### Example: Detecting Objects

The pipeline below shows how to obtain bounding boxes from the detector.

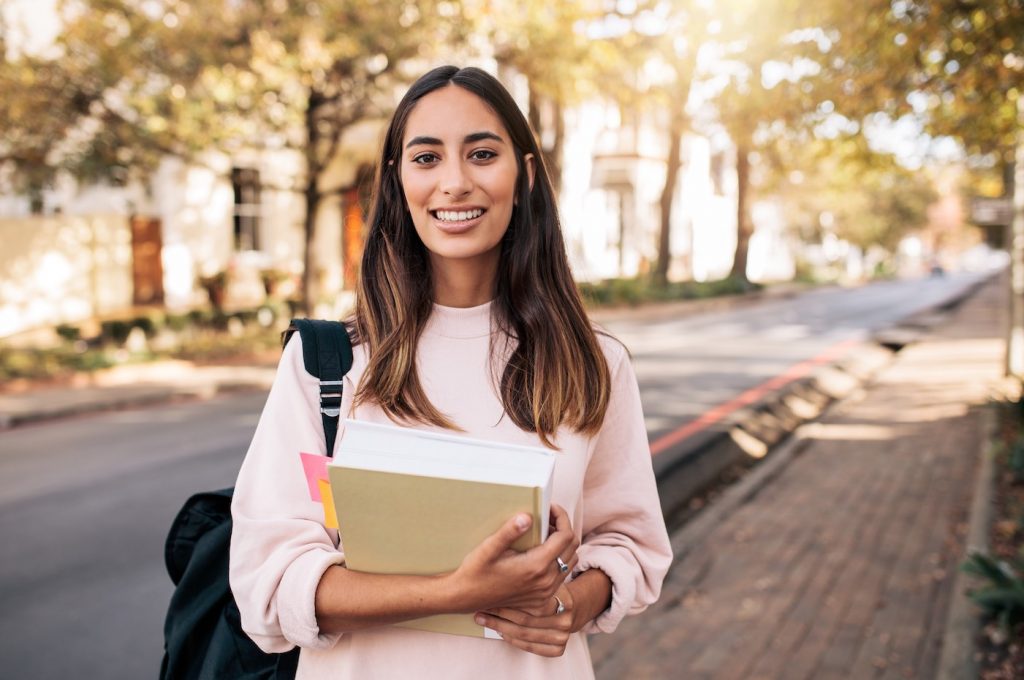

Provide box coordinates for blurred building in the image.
[0,62,800,338]
[0,122,382,336]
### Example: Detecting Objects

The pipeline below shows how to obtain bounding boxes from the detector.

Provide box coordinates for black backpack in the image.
[160,319,353,680]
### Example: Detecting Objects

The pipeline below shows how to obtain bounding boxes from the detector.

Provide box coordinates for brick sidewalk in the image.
[592,275,1006,680]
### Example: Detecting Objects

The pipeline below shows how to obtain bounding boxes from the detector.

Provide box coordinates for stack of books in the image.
[327,419,556,638]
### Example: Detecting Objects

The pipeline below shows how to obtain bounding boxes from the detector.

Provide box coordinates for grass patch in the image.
[0,304,290,383]
[579,275,758,308]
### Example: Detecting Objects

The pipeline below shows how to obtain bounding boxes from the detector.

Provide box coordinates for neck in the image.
[430,253,499,307]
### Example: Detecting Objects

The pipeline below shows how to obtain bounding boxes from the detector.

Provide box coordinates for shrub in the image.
[55,324,81,343]
[100,320,133,346]
[131,315,158,338]
[1010,438,1024,484]
[166,313,190,332]
[579,275,758,308]
[962,550,1024,633]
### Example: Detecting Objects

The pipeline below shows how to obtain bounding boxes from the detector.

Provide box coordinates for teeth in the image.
[435,209,483,222]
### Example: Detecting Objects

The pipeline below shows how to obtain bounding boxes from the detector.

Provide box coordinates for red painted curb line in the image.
[649,338,862,457]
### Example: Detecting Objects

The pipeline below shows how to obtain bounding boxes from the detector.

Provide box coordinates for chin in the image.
[425,240,502,263]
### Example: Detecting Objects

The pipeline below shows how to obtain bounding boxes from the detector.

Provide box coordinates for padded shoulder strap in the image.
[288,319,354,457]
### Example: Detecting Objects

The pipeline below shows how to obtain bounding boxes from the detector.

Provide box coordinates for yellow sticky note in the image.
[318,478,338,529]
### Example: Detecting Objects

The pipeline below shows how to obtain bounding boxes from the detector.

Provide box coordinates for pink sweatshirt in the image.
[230,301,672,679]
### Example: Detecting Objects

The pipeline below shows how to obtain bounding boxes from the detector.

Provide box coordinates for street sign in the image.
[971,196,1014,226]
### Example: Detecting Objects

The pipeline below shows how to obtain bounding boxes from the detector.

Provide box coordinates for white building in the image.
[1,69,799,339]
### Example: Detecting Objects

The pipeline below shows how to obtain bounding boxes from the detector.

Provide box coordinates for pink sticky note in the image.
[299,452,330,502]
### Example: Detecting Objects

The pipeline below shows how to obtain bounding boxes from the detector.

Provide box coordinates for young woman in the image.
[230,65,672,679]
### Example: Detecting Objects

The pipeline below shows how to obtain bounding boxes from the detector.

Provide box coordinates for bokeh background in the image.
[0,0,1018,349]
[1,1,1022,678]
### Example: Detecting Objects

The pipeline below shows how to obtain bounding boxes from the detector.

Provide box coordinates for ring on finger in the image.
[556,556,570,574]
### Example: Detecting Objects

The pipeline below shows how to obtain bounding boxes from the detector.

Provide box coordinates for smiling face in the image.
[399,84,534,287]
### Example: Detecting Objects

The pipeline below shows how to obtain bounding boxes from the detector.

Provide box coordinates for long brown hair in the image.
[354,65,610,447]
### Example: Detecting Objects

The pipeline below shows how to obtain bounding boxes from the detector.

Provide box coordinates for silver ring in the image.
[554,596,566,615]
[556,556,570,574]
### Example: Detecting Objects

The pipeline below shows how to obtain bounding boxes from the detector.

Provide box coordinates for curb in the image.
[655,345,892,522]
[935,404,997,680]
[653,272,999,524]
[667,423,814,561]
[0,379,272,430]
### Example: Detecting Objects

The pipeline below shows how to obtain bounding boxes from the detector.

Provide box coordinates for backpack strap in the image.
[287,319,354,458]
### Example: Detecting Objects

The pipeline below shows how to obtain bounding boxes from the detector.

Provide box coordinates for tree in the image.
[706,0,829,282]
[649,1,712,286]
[2,0,459,313]
[0,0,269,190]
[766,134,937,255]
[804,0,1022,370]
[554,1,712,286]
[467,0,605,196]
[807,0,1022,156]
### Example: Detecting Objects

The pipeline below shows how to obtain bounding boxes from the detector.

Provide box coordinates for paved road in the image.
[602,272,989,471]
[0,270,993,679]
[0,396,265,679]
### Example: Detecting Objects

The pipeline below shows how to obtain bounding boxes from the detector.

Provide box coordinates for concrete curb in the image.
[0,376,273,430]
[668,424,813,560]
[655,345,892,521]
[935,404,997,680]
[654,272,998,522]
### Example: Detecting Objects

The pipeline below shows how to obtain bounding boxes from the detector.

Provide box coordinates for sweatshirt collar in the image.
[424,300,494,339]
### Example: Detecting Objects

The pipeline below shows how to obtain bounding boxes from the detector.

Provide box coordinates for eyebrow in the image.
[404,131,506,149]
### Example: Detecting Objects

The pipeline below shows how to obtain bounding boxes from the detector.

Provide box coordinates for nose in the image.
[439,160,472,198]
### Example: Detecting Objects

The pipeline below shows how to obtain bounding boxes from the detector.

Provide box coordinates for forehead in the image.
[403,84,510,143]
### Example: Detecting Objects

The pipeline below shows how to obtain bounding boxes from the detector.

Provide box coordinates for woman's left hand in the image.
[474,583,577,657]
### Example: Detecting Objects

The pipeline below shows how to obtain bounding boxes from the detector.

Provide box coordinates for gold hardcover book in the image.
[327,419,555,639]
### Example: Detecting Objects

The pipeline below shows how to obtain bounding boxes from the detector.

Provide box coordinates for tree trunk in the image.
[300,92,324,316]
[527,84,564,197]
[1007,100,1024,377]
[730,143,752,282]
[302,180,319,316]
[528,83,543,141]
[654,116,685,287]
[547,99,564,196]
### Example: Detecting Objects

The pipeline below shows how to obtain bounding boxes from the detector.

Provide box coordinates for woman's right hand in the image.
[444,504,579,613]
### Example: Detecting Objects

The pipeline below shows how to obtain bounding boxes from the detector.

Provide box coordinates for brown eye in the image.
[412,153,440,165]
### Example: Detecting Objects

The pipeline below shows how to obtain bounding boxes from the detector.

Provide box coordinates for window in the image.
[232,167,262,251]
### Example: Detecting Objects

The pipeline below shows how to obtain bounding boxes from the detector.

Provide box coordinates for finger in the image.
[482,602,573,628]
[550,504,572,535]
[557,548,579,577]
[556,533,578,572]
[499,635,566,658]
[482,607,537,626]
[538,508,574,559]
[475,613,571,646]
[478,513,532,561]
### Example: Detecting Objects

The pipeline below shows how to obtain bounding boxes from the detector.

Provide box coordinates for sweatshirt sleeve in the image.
[229,335,351,652]
[574,343,673,634]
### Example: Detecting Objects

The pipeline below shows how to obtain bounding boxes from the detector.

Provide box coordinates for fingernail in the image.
[475,615,486,625]
[515,514,530,530]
